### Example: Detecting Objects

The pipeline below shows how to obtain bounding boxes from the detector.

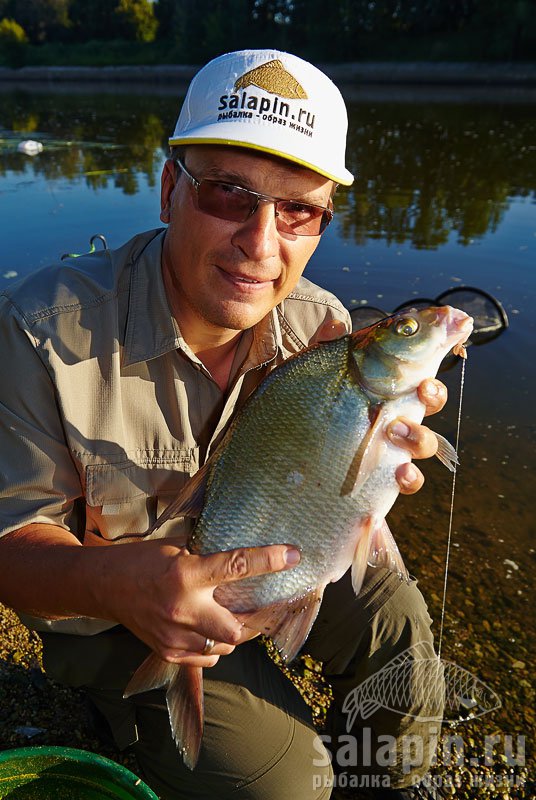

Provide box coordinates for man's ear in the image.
[160,160,176,224]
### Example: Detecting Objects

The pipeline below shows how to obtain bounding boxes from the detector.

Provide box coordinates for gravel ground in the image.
[0,603,140,773]
[0,600,532,799]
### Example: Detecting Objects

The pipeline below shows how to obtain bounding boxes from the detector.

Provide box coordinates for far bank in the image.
[1,62,536,87]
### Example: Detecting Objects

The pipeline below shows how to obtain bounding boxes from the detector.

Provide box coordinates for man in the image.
[0,50,445,798]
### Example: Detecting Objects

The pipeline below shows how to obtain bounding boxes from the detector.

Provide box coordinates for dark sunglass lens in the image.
[276,201,328,236]
[319,209,333,234]
[198,181,253,222]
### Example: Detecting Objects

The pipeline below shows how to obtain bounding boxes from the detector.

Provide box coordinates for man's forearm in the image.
[0,523,117,621]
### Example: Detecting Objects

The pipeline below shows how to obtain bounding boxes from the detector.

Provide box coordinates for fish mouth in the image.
[423,306,474,350]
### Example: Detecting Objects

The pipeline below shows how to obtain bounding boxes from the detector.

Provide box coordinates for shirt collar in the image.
[122,229,283,370]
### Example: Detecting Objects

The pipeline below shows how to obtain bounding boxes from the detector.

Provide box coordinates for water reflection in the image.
[1,89,534,245]
[0,90,167,195]
[341,104,535,248]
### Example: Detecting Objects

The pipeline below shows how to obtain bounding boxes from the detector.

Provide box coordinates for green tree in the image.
[154,0,176,39]
[69,0,121,41]
[115,0,158,42]
[0,16,27,65]
[0,16,27,42]
[6,0,70,43]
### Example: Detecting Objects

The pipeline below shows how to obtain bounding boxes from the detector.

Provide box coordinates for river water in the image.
[0,82,534,787]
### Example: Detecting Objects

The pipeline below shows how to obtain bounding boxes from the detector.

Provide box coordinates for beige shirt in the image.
[0,228,350,633]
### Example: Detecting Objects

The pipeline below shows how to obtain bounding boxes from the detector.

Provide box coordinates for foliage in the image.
[3,0,70,44]
[68,0,157,43]
[0,0,533,61]
[114,0,158,43]
[0,16,27,43]
[0,16,27,66]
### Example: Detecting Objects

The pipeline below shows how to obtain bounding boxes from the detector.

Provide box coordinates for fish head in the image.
[468,677,502,716]
[350,305,474,398]
[455,675,502,721]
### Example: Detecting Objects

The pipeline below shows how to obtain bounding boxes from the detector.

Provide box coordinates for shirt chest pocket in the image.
[83,449,199,542]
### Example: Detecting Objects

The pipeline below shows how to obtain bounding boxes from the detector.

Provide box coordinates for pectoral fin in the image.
[123,652,177,696]
[434,432,459,472]
[358,699,382,720]
[341,689,380,729]
[367,518,409,582]
[342,404,389,498]
[350,516,408,596]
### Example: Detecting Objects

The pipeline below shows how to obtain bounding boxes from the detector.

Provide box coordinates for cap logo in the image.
[234,59,307,100]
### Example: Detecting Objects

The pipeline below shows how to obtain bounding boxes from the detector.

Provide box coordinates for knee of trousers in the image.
[130,677,335,800]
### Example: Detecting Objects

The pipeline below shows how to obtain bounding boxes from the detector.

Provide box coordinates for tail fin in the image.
[167,665,204,770]
[124,654,204,770]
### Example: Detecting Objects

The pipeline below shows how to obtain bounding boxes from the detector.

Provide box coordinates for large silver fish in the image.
[124,305,473,768]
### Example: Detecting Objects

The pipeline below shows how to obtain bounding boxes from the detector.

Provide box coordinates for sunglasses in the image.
[175,159,334,237]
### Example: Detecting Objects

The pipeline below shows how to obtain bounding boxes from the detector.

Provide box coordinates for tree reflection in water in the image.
[0,88,534,247]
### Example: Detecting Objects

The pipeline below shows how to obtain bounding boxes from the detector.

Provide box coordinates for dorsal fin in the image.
[148,459,211,535]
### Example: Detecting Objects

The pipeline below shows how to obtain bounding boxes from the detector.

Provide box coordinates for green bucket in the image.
[0,746,158,799]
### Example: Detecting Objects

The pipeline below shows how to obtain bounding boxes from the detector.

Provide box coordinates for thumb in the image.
[198,544,301,587]
[316,318,348,342]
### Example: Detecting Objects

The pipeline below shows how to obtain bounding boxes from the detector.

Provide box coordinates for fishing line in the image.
[437,352,467,660]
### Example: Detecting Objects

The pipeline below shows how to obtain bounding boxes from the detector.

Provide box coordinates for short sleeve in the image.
[0,295,83,537]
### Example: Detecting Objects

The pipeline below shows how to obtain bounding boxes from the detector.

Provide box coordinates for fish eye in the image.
[395,317,420,336]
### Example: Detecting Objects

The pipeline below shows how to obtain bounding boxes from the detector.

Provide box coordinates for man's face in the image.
[160,145,334,339]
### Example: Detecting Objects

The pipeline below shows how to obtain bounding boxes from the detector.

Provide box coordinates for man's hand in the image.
[0,525,300,671]
[386,378,448,495]
[103,540,301,668]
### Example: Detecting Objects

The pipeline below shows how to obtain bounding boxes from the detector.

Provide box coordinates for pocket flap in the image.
[85,449,198,507]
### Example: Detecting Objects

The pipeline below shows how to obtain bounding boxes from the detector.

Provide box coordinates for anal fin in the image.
[123,652,177,697]
[243,587,324,663]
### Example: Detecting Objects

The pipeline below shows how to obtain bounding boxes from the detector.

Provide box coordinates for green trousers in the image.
[40,568,440,799]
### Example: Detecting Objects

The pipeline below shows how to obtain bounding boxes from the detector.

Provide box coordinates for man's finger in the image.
[160,640,235,664]
[395,463,425,495]
[386,418,439,460]
[162,652,222,668]
[418,378,447,417]
[198,544,301,588]
[316,319,348,342]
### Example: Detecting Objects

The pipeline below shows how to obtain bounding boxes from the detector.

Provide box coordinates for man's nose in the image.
[231,199,279,261]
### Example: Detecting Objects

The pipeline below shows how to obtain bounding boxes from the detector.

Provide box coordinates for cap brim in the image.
[169,128,354,186]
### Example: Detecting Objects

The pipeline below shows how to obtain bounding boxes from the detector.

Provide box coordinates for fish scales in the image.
[124,305,474,769]
[192,336,374,610]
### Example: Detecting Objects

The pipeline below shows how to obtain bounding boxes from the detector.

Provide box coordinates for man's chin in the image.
[206,302,271,333]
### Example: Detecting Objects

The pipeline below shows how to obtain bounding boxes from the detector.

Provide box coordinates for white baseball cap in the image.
[169,49,354,186]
